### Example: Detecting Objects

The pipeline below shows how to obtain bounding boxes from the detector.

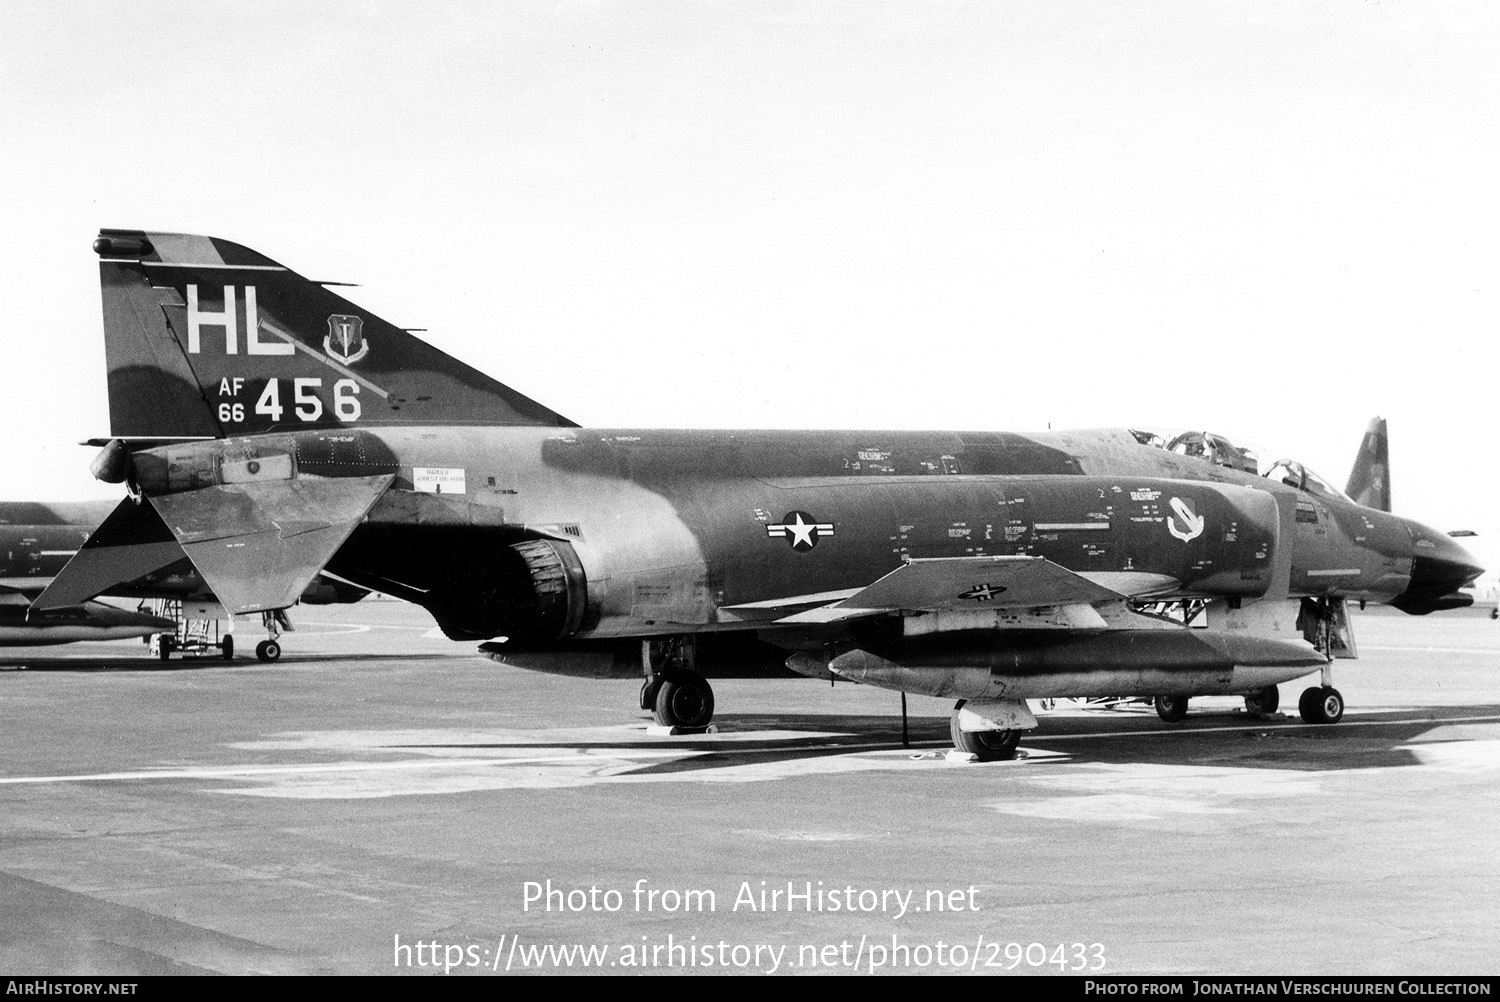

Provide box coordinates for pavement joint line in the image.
[1021,712,1500,741]
[1361,645,1500,654]
[0,754,657,785]
[4,714,1497,784]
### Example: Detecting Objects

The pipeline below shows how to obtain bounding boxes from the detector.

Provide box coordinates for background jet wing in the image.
[34,476,392,615]
[777,555,1127,624]
[149,475,393,614]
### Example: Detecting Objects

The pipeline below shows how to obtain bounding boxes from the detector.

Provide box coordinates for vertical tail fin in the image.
[94,229,576,439]
[1345,416,1391,512]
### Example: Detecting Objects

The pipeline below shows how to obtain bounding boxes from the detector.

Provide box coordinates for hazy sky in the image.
[2,2,1496,571]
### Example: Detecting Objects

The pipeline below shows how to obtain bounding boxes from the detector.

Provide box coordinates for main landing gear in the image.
[948,699,1035,761]
[254,609,291,662]
[640,637,715,730]
[950,717,1021,761]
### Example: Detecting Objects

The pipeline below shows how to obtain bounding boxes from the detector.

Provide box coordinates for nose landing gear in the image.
[1298,685,1344,724]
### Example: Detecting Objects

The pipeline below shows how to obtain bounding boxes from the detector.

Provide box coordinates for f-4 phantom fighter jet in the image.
[0,500,175,645]
[33,230,1483,757]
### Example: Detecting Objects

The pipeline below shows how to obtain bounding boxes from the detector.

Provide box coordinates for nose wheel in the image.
[1298,686,1344,724]
[255,639,282,662]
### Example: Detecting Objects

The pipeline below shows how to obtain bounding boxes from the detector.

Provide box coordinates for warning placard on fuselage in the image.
[413,467,467,495]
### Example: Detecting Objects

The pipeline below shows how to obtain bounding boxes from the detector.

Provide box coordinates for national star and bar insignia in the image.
[766,511,835,552]
[959,583,1007,601]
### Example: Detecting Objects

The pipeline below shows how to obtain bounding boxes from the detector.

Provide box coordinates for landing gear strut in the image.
[641,636,715,729]
[1297,659,1345,724]
[255,609,290,662]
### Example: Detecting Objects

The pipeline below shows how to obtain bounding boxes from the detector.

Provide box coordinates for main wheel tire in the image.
[221,635,234,660]
[949,702,1020,760]
[653,671,714,729]
[157,637,174,661]
[1154,694,1190,722]
[1244,685,1279,715]
[1299,686,1344,724]
[256,640,282,663]
[640,677,662,711]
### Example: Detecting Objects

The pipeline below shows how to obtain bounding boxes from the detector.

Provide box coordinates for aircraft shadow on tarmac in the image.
[394,712,946,775]
[1009,704,1500,773]
[0,652,470,672]
[389,704,1500,777]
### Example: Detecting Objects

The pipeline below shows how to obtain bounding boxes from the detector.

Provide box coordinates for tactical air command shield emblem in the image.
[325,314,368,365]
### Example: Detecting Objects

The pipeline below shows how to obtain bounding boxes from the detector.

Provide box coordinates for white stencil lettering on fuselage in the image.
[414,467,467,495]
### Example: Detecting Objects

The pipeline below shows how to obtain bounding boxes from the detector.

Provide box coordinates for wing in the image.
[745,555,1154,626]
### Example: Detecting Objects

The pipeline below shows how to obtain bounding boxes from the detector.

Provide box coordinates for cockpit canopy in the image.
[1262,459,1350,503]
[1131,428,1352,504]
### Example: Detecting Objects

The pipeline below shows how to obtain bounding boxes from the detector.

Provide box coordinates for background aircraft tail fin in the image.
[1345,416,1391,512]
[93,229,576,439]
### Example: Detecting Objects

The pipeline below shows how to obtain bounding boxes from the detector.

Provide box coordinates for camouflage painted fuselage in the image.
[0,502,111,584]
[121,425,1473,645]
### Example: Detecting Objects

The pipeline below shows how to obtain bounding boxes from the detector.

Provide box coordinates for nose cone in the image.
[1393,523,1485,614]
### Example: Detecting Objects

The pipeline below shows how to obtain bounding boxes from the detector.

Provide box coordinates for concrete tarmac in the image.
[1,601,1497,976]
